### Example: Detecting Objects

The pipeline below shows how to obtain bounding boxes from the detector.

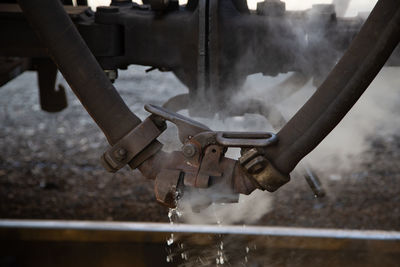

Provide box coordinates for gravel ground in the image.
[0,67,188,222]
[0,66,399,230]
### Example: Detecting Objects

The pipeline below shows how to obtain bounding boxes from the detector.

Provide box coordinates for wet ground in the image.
[0,66,399,230]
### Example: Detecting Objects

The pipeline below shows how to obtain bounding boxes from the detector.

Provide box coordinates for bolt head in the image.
[114,148,127,161]
[182,143,197,158]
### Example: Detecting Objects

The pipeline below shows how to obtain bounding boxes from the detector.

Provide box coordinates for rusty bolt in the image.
[182,143,197,158]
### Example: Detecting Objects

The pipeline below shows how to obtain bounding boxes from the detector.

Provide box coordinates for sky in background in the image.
[89,0,378,16]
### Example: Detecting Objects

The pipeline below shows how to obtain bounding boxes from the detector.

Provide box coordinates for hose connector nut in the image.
[239,148,290,192]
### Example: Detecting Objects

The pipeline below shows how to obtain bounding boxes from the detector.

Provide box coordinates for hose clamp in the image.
[101,117,166,172]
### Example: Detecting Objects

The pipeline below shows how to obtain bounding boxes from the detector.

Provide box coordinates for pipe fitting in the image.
[239,148,290,192]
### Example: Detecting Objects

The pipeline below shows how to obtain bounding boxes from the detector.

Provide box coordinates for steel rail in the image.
[0,220,399,240]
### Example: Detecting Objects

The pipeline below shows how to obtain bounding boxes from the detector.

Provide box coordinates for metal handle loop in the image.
[216,132,277,147]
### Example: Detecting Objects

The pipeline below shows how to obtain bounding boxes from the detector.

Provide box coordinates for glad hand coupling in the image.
[102,104,290,208]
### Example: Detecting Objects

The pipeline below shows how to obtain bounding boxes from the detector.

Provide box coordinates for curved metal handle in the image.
[145,104,210,143]
[216,132,277,147]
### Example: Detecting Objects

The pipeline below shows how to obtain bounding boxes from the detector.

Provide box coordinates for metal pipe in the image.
[17,0,141,145]
[264,0,400,174]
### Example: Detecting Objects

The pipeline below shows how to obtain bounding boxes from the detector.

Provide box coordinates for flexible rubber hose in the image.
[18,0,141,145]
[264,0,400,174]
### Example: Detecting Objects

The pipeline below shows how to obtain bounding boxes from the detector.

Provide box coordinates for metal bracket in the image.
[196,145,223,188]
[101,117,166,172]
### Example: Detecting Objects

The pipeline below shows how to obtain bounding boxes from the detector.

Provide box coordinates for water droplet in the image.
[166,255,173,262]
[168,207,183,224]
[167,234,174,246]
[181,252,188,260]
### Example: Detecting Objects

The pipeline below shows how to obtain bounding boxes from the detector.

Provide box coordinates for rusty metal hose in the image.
[17,0,141,145]
[264,0,400,175]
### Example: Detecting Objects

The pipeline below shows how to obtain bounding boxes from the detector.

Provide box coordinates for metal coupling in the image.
[143,105,281,208]
[239,148,290,192]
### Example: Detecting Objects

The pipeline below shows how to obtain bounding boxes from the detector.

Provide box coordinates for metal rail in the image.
[1,220,399,241]
[1,219,399,266]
